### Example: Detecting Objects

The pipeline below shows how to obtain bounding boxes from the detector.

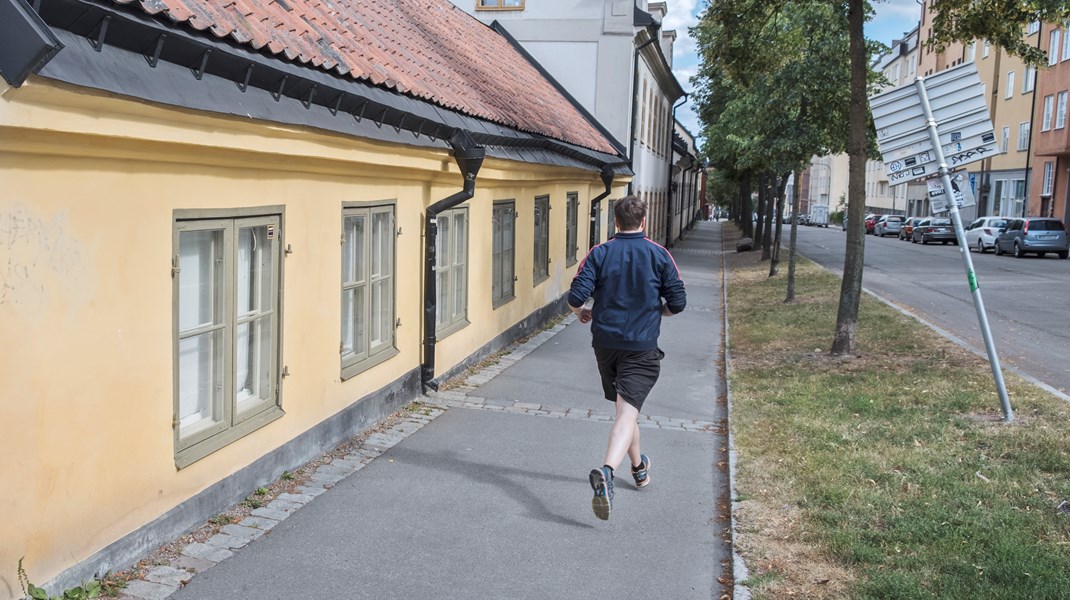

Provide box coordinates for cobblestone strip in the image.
[423,393,723,433]
[115,406,446,600]
[422,316,720,434]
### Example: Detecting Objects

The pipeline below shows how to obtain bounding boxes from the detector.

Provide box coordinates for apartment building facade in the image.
[1030,22,1070,221]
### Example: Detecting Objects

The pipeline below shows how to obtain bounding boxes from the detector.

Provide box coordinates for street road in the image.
[787,224,1070,398]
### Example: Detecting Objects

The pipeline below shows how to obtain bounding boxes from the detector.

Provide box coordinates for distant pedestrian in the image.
[568,195,687,520]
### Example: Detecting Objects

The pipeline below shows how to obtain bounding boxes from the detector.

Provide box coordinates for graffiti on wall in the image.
[1,203,86,313]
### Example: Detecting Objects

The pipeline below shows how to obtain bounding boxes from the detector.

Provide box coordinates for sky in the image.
[664,0,923,147]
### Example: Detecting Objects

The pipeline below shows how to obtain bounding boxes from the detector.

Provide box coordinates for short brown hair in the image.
[614,195,646,231]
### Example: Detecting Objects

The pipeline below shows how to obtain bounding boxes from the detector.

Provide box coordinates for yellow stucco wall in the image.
[0,78,628,597]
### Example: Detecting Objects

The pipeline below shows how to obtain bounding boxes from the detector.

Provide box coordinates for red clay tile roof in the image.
[113,0,618,155]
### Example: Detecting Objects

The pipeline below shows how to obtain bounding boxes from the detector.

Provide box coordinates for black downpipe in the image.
[665,94,687,247]
[421,130,485,393]
[589,164,616,250]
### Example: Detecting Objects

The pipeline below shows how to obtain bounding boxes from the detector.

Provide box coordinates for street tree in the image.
[692,0,855,291]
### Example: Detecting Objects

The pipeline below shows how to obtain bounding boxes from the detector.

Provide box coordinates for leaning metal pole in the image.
[915,75,1014,422]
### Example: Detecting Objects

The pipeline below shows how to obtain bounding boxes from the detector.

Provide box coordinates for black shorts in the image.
[594,347,665,412]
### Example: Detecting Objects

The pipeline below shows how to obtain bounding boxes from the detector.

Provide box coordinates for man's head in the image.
[614,195,646,231]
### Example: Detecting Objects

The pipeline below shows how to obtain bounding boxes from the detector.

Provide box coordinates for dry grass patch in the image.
[725,230,1070,599]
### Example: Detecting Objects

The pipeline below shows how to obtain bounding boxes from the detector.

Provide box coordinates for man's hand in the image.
[578,308,593,324]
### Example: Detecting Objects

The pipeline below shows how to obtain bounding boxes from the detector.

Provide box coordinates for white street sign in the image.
[870,62,997,185]
[927,173,976,213]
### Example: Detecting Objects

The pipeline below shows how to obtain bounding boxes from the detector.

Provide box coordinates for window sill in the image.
[533,273,550,287]
[566,257,577,267]
[436,318,470,340]
[176,405,285,469]
[493,294,515,310]
[341,346,400,381]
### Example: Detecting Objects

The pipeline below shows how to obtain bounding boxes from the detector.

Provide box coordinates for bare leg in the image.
[602,396,641,471]
[628,420,642,468]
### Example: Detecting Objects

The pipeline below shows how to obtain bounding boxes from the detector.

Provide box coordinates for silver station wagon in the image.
[994,218,1069,259]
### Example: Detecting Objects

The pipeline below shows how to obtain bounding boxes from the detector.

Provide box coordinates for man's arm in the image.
[659,252,686,316]
[568,246,599,324]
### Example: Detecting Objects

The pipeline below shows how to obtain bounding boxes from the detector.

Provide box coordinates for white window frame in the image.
[1064,27,1070,61]
[1043,161,1055,196]
[533,195,550,283]
[1027,21,1040,35]
[983,40,990,58]
[341,203,397,379]
[435,207,469,335]
[491,201,516,308]
[1006,71,1015,99]
[1018,121,1030,151]
[1023,66,1035,93]
[1043,95,1055,131]
[1002,126,1010,153]
[1051,30,1062,66]
[1058,91,1069,129]
[476,0,523,9]
[173,208,284,468]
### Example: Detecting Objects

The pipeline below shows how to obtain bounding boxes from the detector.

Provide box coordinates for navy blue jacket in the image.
[568,231,686,351]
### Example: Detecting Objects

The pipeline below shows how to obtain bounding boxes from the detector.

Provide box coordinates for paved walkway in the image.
[119,222,732,600]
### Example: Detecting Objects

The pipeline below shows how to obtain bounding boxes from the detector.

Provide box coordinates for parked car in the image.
[994,217,1069,258]
[899,217,922,241]
[864,214,879,234]
[964,216,1009,253]
[874,215,904,237]
[912,217,956,244]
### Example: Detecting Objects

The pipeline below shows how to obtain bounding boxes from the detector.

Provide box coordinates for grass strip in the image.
[727,242,1070,599]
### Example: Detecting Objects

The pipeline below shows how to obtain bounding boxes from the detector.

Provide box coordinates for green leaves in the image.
[927,0,1070,66]
[692,0,864,174]
[17,559,102,600]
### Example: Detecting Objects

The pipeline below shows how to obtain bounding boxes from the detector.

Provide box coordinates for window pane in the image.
[453,212,466,267]
[504,239,514,298]
[370,278,382,344]
[236,315,273,413]
[343,215,366,284]
[178,331,223,436]
[342,286,366,357]
[371,211,390,278]
[372,279,391,347]
[436,269,448,326]
[437,215,450,266]
[237,226,273,317]
[453,264,465,319]
[179,230,223,332]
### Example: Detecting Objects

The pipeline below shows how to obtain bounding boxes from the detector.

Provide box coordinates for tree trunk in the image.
[785,167,802,302]
[757,173,774,259]
[831,0,867,355]
[755,173,767,251]
[769,172,788,277]
[740,171,754,239]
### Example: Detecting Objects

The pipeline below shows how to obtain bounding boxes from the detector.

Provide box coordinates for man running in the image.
[568,195,686,520]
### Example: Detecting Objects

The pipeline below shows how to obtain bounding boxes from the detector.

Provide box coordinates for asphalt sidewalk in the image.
[129,221,732,600]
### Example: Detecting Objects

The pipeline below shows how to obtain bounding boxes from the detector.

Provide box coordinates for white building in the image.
[450,0,687,244]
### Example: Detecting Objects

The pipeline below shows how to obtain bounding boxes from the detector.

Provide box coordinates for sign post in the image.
[870,63,1013,422]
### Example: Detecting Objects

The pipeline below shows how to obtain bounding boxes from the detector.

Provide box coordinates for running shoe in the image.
[589,466,614,520]
[631,454,651,488]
